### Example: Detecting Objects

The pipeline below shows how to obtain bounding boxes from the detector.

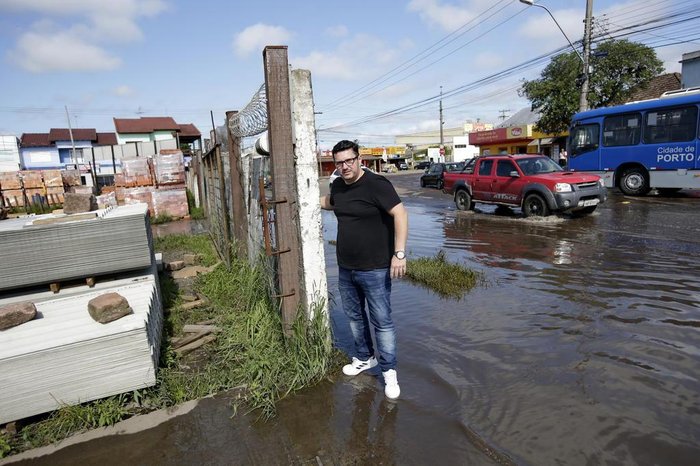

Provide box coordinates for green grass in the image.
[186,189,205,220]
[406,250,483,299]
[2,236,339,457]
[150,213,174,224]
[154,233,218,266]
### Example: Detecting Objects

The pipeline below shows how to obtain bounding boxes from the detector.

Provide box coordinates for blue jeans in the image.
[338,267,396,371]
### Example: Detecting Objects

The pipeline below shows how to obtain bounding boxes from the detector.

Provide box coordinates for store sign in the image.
[469,128,507,145]
[507,126,529,139]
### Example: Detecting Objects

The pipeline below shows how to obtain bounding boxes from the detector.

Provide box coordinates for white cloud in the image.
[407,0,475,32]
[294,33,400,81]
[232,24,293,58]
[293,51,354,79]
[325,25,348,38]
[1,0,165,72]
[473,51,504,71]
[9,30,121,72]
[113,85,135,97]
[517,7,583,43]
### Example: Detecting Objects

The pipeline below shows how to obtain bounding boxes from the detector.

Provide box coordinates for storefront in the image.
[468,125,532,155]
[469,125,565,159]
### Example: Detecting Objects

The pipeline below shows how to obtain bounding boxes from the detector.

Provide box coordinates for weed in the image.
[405,250,483,299]
[0,433,10,458]
[186,189,205,220]
[151,213,174,224]
[154,233,217,266]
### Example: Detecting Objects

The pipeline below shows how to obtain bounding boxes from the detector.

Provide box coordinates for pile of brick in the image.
[0,170,75,208]
[0,172,22,207]
[43,169,65,204]
[113,151,189,219]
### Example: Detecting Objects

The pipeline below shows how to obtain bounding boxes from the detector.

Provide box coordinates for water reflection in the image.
[338,191,700,464]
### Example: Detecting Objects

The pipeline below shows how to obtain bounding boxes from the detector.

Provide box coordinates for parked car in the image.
[329,166,372,187]
[419,162,464,189]
[415,161,431,170]
[398,162,409,170]
[443,154,606,217]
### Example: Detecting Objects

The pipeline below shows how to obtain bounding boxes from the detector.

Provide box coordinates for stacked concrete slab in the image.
[0,204,153,292]
[0,270,162,424]
[0,202,163,424]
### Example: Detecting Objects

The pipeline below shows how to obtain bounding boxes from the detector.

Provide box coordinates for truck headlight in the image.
[555,183,572,193]
[598,178,605,187]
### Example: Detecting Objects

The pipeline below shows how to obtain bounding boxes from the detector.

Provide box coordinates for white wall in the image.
[452,136,480,163]
[0,135,20,172]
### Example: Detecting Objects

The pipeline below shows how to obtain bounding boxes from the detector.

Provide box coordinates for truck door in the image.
[473,159,494,201]
[493,159,523,205]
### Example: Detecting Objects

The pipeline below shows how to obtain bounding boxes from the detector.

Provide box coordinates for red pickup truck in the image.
[443,154,607,217]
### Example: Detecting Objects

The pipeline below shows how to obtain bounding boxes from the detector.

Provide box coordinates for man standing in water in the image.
[320,140,408,399]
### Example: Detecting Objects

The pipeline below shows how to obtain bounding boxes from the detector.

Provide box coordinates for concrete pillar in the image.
[290,69,328,320]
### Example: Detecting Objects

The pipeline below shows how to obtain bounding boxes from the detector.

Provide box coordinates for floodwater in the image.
[8,174,700,465]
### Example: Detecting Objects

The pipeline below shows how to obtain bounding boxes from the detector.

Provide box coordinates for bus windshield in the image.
[516,157,563,175]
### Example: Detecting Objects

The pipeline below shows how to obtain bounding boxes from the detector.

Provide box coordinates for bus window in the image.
[569,124,599,156]
[603,113,641,146]
[643,106,698,143]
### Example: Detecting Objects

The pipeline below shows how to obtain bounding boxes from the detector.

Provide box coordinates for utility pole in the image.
[579,0,594,112]
[498,109,510,122]
[439,86,444,149]
[64,106,77,167]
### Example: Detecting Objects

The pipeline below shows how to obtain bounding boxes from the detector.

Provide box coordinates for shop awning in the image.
[528,137,553,146]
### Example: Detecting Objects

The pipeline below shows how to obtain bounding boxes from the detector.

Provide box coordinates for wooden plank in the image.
[225,110,249,259]
[263,45,302,334]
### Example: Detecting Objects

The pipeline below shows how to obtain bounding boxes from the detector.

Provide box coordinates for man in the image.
[320,140,408,400]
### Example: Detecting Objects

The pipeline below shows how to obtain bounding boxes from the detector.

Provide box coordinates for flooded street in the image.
[9,173,700,465]
[325,174,700,464]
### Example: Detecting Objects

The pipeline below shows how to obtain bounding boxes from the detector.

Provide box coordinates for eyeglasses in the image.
[334,155,359,168]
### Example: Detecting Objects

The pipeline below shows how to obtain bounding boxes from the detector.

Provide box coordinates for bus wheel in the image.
[523,193,550,217]
[619,167,650,196]
[455,189,472,211]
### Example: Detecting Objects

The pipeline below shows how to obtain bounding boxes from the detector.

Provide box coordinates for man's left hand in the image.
[391,256,406,279]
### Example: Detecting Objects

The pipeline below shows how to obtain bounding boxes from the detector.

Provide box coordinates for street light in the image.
[519,0,583,64]
[519,0,593,112]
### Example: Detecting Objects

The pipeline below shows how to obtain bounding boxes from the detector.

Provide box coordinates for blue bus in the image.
[567,88,700,195]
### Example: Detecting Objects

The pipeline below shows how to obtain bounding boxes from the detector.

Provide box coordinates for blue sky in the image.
[1,0,699,149]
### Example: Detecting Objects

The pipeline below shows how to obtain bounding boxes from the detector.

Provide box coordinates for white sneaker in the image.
[383,369,400,399]
[342,356,378,376]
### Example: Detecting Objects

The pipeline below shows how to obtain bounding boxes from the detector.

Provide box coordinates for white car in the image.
[329,166,372,187]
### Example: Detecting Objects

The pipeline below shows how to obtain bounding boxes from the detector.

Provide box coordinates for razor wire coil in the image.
[228,84,268,137]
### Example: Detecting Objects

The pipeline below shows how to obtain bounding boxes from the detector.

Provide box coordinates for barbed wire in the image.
[228,84,268,137]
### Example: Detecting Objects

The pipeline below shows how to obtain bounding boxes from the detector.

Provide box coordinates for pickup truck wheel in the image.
[420,178,426,188]
[455,190,472,211]
[523,193,549,217]
[437,179,444,190]
[619,167,650,196]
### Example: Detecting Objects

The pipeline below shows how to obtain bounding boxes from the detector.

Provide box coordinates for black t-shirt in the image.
[330,171,401,270]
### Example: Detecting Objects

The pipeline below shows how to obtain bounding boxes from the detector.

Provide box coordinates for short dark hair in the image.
[331,140,359,157]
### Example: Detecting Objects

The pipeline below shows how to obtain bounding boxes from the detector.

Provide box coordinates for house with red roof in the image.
[113,117,201,150]
[19,129,118,170]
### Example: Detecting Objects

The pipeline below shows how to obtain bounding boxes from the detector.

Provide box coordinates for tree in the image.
[520,40,663,134]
